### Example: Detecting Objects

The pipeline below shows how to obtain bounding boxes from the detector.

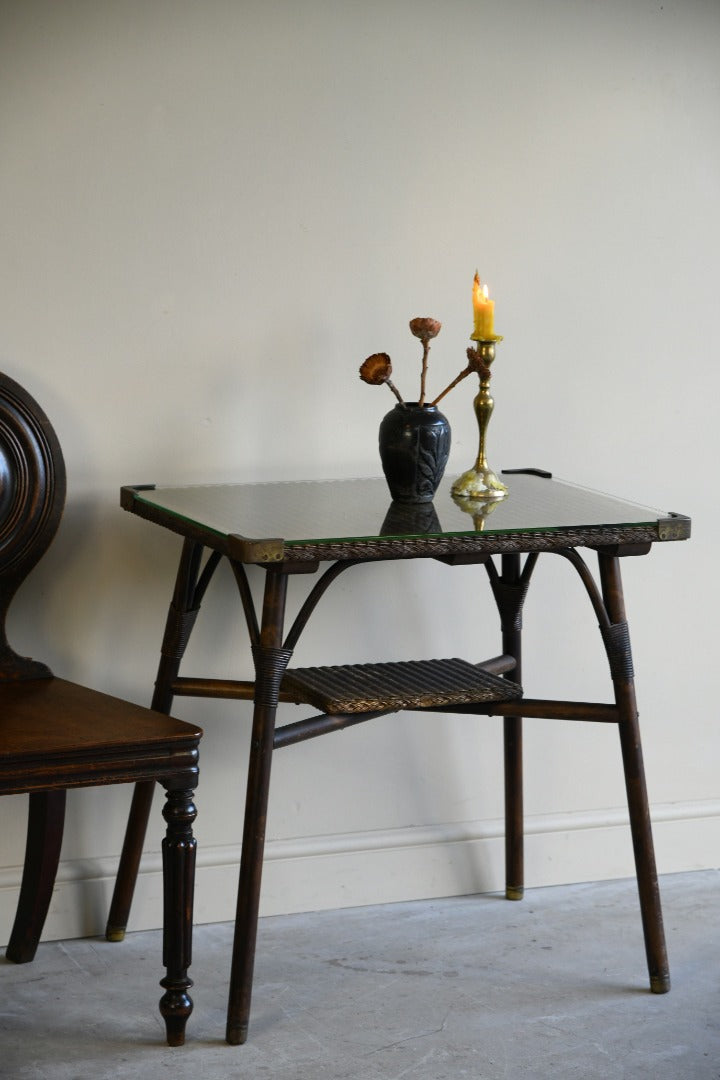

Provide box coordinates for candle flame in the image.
[472,272,490,303]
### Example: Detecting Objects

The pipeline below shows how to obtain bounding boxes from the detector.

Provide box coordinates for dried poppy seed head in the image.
[359,352,393,385]
[409,317,442,343]
[466,345,491,381]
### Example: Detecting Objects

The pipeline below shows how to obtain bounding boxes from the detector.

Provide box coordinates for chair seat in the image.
[0,677,201,795]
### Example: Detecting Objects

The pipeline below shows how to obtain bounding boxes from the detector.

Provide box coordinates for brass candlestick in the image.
[451,339,508,500]
[452,491,502,531]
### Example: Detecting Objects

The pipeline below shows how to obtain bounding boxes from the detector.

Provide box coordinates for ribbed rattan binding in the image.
[281,657,522,715]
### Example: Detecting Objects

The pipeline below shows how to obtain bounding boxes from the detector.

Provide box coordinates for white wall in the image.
[1,0,719,943]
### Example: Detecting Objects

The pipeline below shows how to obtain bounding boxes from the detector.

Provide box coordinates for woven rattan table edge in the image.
[277,525,661,563]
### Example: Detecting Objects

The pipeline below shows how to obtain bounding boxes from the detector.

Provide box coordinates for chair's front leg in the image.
[226,568,291,1045]
[159,781,198,1046]
[598,550,670,993]
[6,790,66,963]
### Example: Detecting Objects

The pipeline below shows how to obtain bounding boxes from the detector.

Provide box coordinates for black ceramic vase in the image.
[378,403,451,504]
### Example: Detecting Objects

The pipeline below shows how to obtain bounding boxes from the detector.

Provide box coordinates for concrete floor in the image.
[1,870,719,1080]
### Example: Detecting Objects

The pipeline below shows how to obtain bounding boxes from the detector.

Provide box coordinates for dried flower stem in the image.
[430,365,472,406]
[418,340,430,407]
[387,378,405,405]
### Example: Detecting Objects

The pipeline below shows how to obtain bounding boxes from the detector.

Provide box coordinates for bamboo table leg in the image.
[106,539,204,942]
[488,553,537,902]
[598,550,670,993]
[500,554,524,901]
[226,568,292,1045]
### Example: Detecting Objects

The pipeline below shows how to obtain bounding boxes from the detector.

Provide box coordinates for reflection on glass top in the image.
[131,474,670,547]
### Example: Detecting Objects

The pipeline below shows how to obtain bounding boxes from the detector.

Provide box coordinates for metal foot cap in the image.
[226,1023,248,1045]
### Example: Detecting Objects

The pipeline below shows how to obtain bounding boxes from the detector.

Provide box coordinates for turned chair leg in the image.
[158,782,197,1047]
[6,790,66,963]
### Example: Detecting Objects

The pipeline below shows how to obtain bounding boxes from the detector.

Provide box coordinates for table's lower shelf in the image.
[281,658,523,715]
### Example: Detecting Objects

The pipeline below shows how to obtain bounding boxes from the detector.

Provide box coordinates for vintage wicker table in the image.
[105,470,690,1044]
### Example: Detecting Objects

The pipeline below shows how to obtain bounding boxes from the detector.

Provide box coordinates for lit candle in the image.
[471,272,495,340]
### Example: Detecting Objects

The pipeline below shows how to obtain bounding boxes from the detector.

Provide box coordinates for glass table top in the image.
[130,473,684,548]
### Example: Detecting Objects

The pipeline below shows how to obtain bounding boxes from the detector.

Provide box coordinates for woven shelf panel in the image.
[281,658,522,715]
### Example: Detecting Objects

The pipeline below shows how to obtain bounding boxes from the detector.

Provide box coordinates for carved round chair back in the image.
[0,373,66,673]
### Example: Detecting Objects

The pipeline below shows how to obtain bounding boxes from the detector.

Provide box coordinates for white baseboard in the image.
[2,799,719,947]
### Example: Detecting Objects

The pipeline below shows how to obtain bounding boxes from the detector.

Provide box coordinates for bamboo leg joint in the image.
[600,619,635,682]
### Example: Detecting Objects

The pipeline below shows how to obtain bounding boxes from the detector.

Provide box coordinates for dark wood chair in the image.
[0,372,202,1046]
